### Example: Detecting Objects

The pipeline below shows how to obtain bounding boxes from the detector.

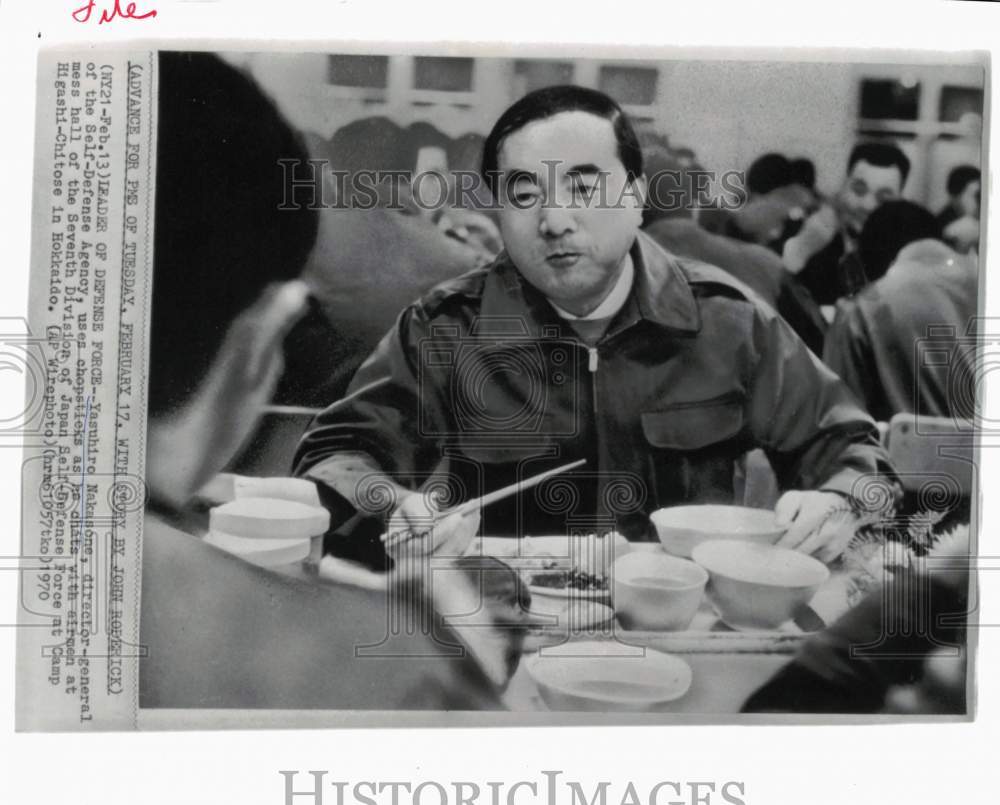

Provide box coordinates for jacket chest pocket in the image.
[640,396,748,505]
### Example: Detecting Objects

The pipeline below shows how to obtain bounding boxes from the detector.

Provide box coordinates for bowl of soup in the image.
[612,551,708,631]
[650,505,784,558]
[691,540,829,630]
[524,641,692,711]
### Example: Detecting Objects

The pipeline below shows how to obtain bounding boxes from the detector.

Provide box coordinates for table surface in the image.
[296,538,849,714]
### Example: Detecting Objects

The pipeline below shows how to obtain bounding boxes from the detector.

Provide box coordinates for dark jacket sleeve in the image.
[745,301,895,501]
[291,303,449,522]
[742,566,968,714]
[823,300,885,421]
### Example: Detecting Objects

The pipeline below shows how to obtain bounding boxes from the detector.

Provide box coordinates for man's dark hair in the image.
[947,164,981,197]
[790,157,816,190]
[847,142,911,186]
[149,52,319,417]
[480,85,643,198]
[858,200,941,283]
[747,153,792,196]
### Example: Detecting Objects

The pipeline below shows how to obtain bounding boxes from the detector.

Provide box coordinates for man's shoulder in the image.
[414,265,492,319]
[674,254,765,307]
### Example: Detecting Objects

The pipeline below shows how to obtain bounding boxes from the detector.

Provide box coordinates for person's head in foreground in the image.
[146,52,318,509]
[837,142,910,236]
[481,84,646,318]
[143,55,523,710]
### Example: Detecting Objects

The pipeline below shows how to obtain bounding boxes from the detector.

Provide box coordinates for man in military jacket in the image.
[294,86,894,565]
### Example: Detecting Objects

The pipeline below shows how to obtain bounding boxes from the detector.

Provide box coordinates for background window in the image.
[327,55,389,88]
[859,78,920,120]
[413,57,474,92]
[939,85,983,123]
[598,65,659,106]
[513,60,575,94]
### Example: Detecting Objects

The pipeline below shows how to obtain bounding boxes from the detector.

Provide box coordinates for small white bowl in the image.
[524,641,692,711]
[651,505,784,558]
[691,540,830,631]
[612,551,708,631]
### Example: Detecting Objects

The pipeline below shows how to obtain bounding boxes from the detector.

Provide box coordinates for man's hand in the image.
[437,208,503,256]
[384,491,479,562]
[774,490,854,563]
[782,205,839,274]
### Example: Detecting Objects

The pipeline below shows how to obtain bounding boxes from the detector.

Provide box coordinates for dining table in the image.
[303,537,858,715]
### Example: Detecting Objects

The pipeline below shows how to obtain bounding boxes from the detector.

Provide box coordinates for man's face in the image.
[496,111,645,317]
[838,159,904,235]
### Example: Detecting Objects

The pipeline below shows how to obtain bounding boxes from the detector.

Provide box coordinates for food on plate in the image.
[468,531,629,570]
[530,568,609,592]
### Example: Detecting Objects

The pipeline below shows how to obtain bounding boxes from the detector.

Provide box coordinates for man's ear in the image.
[236,280,312,389]
[146,281,311,508]
[621,174,648,227]
[616,173,647,217]
[631,174,649,209]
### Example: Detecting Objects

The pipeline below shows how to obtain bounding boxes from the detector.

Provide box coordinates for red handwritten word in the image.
[72,0,158,24]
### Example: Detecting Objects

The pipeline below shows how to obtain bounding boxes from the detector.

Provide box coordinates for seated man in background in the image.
[937,164,981,255]
[823,200,976,424]
[639,139,784,305]
[141,53,522,711]
[697,152,817,253]
[730,153,818,251]
[294,85,895,568]
[783,143,910,305]
[642,147,827,355]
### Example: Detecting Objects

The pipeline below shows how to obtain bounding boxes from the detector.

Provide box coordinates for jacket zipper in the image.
[587,345,604,526]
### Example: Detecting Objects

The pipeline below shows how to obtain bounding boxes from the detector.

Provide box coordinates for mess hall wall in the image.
[220,53,983,212]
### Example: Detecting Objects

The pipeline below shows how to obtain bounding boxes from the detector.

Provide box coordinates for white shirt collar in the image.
[550,254,635,321]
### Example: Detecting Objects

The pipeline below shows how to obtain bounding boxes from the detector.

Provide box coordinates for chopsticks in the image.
[382,458,586,550]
